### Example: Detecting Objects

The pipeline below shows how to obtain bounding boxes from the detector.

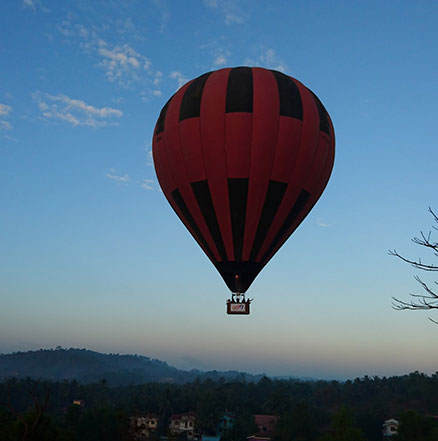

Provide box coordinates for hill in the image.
[0,347,264,385]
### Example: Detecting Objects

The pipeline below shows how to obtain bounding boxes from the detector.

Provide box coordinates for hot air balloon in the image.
[152,67,335,314]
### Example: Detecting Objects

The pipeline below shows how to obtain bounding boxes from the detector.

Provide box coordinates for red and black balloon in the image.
[152,67,335,294]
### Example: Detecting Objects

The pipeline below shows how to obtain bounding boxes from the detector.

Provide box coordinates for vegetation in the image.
[0,348,264,385]
[1,371,438,440]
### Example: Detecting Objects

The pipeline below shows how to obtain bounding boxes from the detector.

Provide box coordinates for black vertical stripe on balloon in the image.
[270,70,303,120]
[260,189,310,264]
[228,178,249,261]
[309,91,330,135]
[249,180,288,261]
[226,67,253,113]
[155,96,173,135]
[171,188,214,261]
[179,72,212,121]
[191,180,228,262]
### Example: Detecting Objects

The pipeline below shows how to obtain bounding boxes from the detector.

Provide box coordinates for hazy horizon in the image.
[0,342,435,382]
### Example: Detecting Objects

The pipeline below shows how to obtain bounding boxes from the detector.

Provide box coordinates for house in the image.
[72,399,85,407]
[382,419,399,437]
[247,415,279,441]
[217,411,235,436]
[199,411,234,441]
[253,415,278,433]
[131,413,160,440]
[170,412,196,439]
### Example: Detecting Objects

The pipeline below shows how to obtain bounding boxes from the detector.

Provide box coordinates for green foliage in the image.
[0,409,16,441]
[317,407,365,441]
[275,402,328,441]
[71,407,130,441]
[395,410,438,441]
[0,407,74,441]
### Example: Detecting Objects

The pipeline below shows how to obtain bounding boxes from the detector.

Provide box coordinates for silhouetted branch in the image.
[390,208,438,321]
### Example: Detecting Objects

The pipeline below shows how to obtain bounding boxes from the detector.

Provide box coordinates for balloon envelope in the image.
[152,67,335,293]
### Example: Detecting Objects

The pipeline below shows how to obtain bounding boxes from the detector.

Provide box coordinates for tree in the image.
[274,402,323,441]
[73,407,130,441]
[394,410,438,441]
[0,393,74,441]
[390,207,438,322]
[317,407,365,441]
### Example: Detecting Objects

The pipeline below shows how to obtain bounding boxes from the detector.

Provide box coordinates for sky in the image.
[1,0,438,380]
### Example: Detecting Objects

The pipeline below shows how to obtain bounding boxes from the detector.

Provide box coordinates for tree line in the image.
[1,372,438,440]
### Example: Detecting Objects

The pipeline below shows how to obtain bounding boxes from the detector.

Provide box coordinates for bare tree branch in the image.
[388,249,438,271]
[390,208,438,321]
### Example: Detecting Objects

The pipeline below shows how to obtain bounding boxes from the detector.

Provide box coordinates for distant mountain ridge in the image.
[0,347,265,385]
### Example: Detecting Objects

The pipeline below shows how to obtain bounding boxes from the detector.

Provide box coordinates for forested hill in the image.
[0,347,264,385]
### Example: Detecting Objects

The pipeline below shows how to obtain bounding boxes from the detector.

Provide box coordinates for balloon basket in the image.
[226,295,251,315]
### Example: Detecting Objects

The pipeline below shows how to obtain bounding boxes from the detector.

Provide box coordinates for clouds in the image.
[57,21,90,39]
[97,40,152,86]
[22,0,36,11]
[33,93,122,127]
[316,217,331,228]
[169,71,188,89]
[151,0,170,32]
[22,0,47,13]
[0,104,12,117]
[212,48,230,67]
[0,121,12,131]
[203,0,246,25]
[95,39,163,93]
[214,54,227,66]
[141,179,154,191]
[105,171,130,183]
[223,11,245,25]
[0,104,13,130]
[145,147,154,167]
[245,48,287,73]
[57,21,162,93]
[152,71,163,96]
[105,171,156,191]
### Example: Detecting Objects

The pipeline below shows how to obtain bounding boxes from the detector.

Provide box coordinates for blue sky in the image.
[1,0,438,380]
